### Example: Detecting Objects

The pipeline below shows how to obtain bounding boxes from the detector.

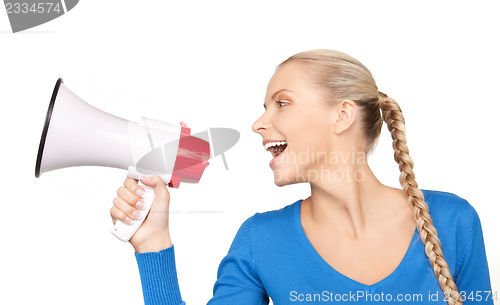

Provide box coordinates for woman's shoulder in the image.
[420,189,488,278]
[421,188,477,218]
[241,199,302,237]
[421,189,474,215]
[420,188,481,240]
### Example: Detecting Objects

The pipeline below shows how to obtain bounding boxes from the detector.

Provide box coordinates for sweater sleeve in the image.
[454,205,494,305]
[133,215,269,305]
[134,245,185,305]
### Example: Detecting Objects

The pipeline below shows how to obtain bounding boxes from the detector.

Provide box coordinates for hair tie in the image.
[377,91,387,109]
[378,91,388,98]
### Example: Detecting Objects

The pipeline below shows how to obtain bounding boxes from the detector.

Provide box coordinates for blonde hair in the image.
[278,49,462,305]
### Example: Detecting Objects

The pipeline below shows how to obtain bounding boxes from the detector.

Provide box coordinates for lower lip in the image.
[269,151,285,167]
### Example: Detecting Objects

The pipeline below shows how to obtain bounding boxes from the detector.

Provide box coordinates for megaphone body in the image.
[36,78,210,242]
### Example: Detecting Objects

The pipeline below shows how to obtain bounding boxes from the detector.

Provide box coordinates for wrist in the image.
[132,234,173,253]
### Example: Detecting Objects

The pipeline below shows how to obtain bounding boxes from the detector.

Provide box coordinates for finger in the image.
[117,186,143,206]
[124,177,145,197]
[139,176,170,202]
[110,206,133,225]
[112,196,142,221]
[110,207,116,225]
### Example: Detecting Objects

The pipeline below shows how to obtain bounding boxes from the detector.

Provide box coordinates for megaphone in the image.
[35,78,210,242]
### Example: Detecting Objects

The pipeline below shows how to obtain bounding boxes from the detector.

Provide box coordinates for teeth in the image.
[264,141,287,151]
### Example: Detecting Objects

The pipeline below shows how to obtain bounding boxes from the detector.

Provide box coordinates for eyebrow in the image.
[263,89,294,109]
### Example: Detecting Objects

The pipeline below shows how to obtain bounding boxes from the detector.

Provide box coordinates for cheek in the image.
[286,128,333,168]
[280,108,333,162]
[306,136,332,166]
[295,117,332,151]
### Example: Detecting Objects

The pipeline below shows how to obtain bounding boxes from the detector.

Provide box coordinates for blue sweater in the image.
[134,189,494,304]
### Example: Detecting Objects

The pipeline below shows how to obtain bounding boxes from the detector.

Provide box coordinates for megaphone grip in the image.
[111,181,154,242]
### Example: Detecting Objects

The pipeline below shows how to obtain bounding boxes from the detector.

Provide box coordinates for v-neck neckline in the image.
[293,197,420,290]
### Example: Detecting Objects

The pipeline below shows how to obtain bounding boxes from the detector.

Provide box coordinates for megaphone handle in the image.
[111,181,154,242]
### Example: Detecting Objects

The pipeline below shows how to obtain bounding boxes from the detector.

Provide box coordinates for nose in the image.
[252,112,270,134]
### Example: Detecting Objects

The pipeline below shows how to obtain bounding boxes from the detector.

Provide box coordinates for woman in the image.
[110,50,493,305]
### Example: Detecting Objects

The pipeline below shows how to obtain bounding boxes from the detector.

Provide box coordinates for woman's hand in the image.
[110,176,173,253]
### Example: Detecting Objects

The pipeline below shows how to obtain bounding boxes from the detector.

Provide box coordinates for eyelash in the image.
[276,100,288,107]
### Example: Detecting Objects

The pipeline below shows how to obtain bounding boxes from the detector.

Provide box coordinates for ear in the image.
[333,99,357,135]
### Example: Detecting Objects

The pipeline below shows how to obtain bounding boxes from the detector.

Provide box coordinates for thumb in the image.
[139,176,170,202]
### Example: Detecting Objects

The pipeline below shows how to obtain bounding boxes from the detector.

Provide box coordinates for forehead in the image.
[265,61,313,98]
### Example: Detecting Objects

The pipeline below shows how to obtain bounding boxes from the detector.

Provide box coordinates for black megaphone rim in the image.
[35,78,64,178]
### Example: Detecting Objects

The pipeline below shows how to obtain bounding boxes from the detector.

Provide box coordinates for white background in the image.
[0,1,498,304]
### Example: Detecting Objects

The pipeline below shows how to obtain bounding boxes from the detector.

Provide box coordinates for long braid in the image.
[378,91,462,305]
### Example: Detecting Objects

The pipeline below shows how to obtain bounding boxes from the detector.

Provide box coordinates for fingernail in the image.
[124,217,133,225]
[136,188,145,197]
[136,200,145,210]
[132,210,141,220]
[139,176,151,183]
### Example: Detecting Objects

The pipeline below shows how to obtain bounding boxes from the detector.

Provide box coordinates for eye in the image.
[276,100,288,107]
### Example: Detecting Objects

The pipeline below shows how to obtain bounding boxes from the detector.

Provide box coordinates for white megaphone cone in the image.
[35,78,210,242]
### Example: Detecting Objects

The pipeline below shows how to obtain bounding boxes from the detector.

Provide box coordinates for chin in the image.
[273,172,300,187]
[272,172,288,187]
[273,179,288,187]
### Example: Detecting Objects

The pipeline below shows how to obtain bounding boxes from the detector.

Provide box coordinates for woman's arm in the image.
[111,177,269,305]
[111,176,180,304]
[454,204,495,305]
[135,245,185,305]
[133,216,269,305]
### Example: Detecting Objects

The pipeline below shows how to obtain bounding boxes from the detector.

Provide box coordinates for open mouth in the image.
[265,141,288,158]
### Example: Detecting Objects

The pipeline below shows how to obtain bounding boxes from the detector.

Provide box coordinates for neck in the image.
[304,151,397,239]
